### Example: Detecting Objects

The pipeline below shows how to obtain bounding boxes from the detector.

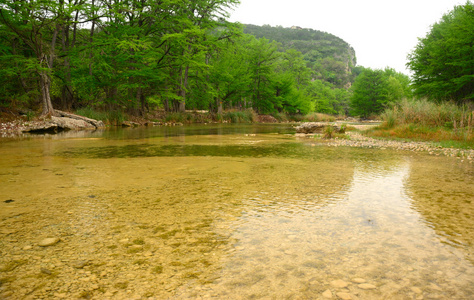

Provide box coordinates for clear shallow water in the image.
[0,124,473,299]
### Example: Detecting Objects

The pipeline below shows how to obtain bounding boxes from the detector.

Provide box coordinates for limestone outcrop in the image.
[22,110,105,134]
[295,122,342,134]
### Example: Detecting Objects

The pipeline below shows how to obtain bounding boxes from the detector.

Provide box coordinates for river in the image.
[0,124,473,299]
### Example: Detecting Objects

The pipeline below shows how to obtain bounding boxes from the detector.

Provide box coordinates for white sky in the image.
[228,0,466,75]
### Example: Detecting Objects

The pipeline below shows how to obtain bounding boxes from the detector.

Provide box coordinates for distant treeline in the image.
[0,1,471,119]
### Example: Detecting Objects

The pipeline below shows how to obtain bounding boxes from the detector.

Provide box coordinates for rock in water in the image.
[322,289,333,298]
[336,292,352,300]
[295,122,341,134]
[330,279,349,288]
[38,237,60,247]
[358,283,376,290]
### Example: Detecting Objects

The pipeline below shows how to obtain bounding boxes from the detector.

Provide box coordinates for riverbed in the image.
[1,124,473,299]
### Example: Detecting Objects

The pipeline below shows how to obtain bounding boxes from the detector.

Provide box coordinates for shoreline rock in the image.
[295,122,342,134]
[297,131,474,162]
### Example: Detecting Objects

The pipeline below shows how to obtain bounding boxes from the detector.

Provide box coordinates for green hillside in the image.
[243,24,357,88]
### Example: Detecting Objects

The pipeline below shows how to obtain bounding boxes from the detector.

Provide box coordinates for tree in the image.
[407,1,474,103]
[350,68,391,118]
[0,0,65,115]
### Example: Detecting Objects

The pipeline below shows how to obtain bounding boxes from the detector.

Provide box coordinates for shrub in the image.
[323,126,335,139]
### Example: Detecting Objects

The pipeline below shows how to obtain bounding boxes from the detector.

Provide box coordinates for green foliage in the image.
[323,126,335,139]
[75,108,109,122]
[243,24,356,89]
[0,0,364,118]
[350,68,412,118]
[407,1,474,103]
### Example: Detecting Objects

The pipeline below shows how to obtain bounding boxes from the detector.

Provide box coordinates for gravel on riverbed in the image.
[296,130,474,163]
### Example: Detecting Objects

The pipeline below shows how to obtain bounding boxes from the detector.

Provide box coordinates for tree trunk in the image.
[177,65,189,113]
[39,23,59,117]
[39,71,56,116]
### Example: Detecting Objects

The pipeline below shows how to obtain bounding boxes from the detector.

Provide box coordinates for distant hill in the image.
[243,24,357,88]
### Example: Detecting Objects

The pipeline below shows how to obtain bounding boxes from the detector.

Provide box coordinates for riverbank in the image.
[297,124,474,162]
[1,116,473,162]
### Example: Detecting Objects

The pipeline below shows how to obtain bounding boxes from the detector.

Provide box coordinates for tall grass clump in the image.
[271,112,288,122]
[165,112,189,123]
[377,98,474,146]
[383,98,469,127]
[107,110,126,125]
[222,109,257,123]
[303,112,335,122]
[75,107,108,121]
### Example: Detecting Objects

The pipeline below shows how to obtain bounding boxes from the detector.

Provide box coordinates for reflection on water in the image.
[405,156,474,261]
[0,125,473,299]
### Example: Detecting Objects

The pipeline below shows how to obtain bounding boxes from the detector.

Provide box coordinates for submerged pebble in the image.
[38,237,60,247]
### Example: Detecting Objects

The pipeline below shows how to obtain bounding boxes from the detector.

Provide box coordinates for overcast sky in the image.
[228,0,466,75]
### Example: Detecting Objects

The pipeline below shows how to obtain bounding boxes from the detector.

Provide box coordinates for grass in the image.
[371,98,474,149]
[323,126,335,139]
[222,109,258,123]
[302,112,336,122]
[271,112,288,122]
[75,107,125,125]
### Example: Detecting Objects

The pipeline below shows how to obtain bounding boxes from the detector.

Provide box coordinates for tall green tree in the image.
[407,1,474,103]
[0,0,66,115]
[350,68,390,118]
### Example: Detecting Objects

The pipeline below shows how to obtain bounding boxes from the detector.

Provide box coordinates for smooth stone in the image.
[330,279,349,288]
[336,292,352,300]
[73,260,89,269]
[53,293,67,298]
[23,245,33,250]
[411,287,422,294]
[38,237,60,247]
[352,278,366,283]
[322,289,333,298]
[358,283,376,290]
[40,268,52,275]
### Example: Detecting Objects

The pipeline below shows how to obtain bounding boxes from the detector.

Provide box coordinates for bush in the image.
[323,126,334,139]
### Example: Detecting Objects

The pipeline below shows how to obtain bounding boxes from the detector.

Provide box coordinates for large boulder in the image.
[295,122,342,134]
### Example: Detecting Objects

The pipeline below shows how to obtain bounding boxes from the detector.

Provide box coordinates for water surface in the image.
[0,125,473,299]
